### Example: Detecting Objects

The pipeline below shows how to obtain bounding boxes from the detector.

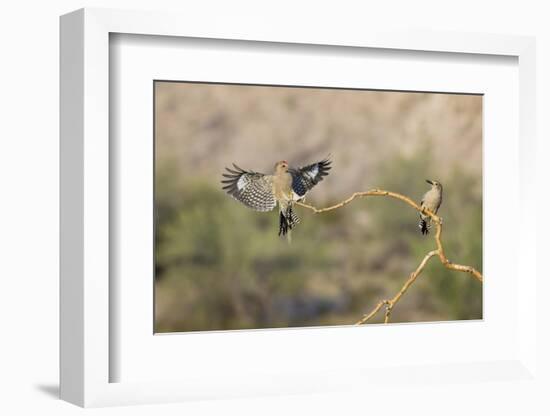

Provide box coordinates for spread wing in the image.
[221,164,277,212]
[289,158,332,198]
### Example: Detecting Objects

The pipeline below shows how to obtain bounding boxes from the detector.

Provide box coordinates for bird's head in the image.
[275,160,289,173]
[426,179,443,191]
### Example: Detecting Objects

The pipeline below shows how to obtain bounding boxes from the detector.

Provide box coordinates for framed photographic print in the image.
[60,8,537,408]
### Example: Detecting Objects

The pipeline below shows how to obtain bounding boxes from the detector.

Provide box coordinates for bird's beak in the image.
[426,179,434,185]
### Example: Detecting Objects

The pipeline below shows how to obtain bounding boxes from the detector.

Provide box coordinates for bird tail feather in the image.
[278,206,300,237]
[419,217,430,235]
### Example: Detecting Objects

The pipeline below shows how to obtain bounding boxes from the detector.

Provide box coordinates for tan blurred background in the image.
[154,81,482,333]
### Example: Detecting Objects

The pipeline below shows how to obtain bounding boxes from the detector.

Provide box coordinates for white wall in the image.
[1,1,548,414]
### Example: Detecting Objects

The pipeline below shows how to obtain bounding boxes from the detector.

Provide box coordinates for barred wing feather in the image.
[289,158,331,198]
[221,164,277,212]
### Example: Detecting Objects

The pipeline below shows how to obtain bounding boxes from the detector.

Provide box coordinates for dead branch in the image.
[295,188,483,325]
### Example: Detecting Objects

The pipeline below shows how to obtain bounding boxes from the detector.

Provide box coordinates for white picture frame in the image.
[60,7,537,408]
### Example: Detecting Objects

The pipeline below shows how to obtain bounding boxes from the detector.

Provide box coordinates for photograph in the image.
[5,0,538,412]
[154,81,483,333]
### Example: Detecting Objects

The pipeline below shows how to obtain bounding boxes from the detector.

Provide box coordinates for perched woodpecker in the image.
[222,158,331,236]
[419,179,443,235]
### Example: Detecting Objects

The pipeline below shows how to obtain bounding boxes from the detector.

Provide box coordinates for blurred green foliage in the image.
[155,146,482,332]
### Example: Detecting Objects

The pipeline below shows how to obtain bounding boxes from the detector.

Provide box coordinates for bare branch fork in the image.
[295,189,483,325]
